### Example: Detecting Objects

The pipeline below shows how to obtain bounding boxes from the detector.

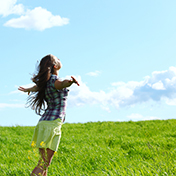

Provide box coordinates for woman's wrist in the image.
[28,85,37,92]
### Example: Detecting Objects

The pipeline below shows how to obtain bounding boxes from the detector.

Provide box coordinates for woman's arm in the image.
[55,76,80,90]
[18,85,38,95]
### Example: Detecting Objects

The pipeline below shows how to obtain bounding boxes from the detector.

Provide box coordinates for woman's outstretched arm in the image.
[55,76,80,90]
[18,85,38,95]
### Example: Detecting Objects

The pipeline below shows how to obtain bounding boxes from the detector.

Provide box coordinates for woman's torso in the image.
[39,75,69,122]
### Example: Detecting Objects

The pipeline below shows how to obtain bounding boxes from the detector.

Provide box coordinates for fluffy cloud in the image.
[4,7,69,31]
[130,67,176,105]
[0,0,24,17]
[68,76,108,107]
[68,67,176,110]
[1,1,69,30]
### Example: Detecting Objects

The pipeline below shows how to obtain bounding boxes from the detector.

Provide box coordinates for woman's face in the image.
[53,55,62,70]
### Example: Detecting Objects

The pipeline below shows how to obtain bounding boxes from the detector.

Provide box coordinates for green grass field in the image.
[0,119,176,175]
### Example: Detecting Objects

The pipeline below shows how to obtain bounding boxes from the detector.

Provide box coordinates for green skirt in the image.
[31,118,63,151]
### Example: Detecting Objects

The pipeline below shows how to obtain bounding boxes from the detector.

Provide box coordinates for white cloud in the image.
[152,81,165,90]
[165,97,176,106]
[4,7,69,31]
[127,113,160,121]
[68,76,107,106]
[86,71,101,77]
[0,1,69,30]
[68,66,176,110]
[0,0,24,17]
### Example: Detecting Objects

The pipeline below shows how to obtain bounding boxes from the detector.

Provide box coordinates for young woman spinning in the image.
[18,54,79,176]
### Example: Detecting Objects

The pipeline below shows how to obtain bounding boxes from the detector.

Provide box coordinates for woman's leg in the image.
[30,148,55,176]
[42,148,55,176]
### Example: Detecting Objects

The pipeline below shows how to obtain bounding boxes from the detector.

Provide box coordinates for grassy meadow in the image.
[0,119,176,175]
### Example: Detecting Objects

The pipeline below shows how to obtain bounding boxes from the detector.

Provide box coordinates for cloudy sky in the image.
[1,0,176,126]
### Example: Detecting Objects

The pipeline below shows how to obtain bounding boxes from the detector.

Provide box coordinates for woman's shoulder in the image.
[49,74,59,82]
[46,75,58,88]
[51,74,58,79]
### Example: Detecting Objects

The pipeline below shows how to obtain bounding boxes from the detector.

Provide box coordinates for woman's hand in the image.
[18,85,37,95]
[71,76,80,86]
[18,86,30,95]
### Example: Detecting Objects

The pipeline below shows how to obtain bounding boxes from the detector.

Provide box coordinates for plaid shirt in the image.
[39,74,69,122]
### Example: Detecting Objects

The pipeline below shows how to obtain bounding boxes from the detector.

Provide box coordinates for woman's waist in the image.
[47,102,67,108]
[38,117,63,124]
[46,105,67,111]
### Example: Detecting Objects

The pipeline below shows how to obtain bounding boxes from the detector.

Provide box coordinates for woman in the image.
[18,54,79,176]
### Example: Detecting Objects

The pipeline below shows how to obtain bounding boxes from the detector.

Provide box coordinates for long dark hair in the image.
[27,54,57,115]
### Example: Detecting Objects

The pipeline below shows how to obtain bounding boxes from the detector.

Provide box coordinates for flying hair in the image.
[27,54,57,115]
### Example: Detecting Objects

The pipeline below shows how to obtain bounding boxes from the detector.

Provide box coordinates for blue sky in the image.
[1,0,176,126]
